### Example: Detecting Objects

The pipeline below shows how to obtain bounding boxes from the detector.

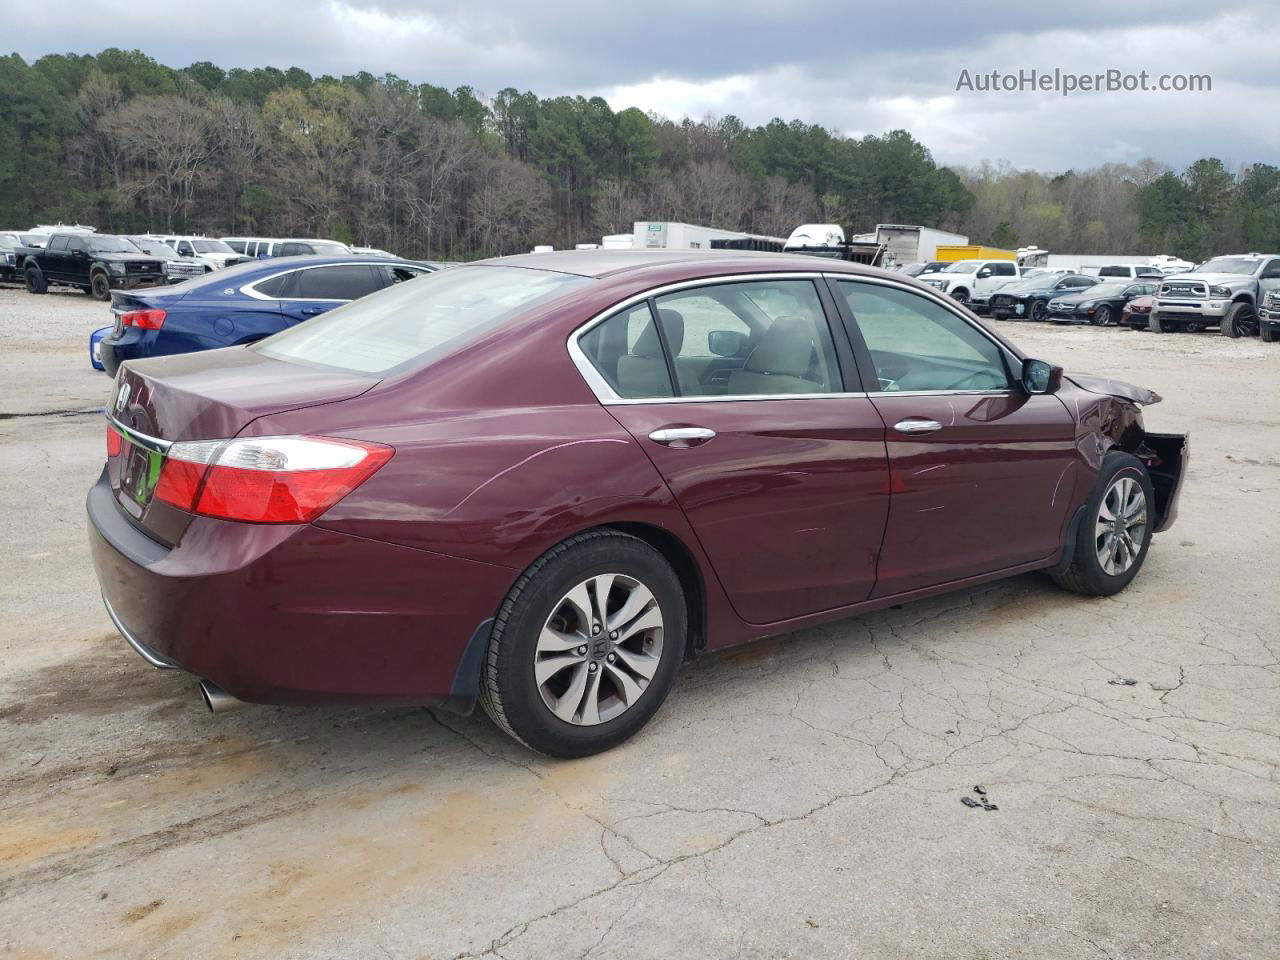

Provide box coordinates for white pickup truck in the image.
[916,259,1020,308]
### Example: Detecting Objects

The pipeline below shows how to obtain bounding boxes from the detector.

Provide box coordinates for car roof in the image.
[467,248,904,281]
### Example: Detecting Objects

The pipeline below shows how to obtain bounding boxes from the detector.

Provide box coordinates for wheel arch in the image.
[603,521,706,656]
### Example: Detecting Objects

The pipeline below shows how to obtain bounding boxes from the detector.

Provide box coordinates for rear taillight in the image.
[154,436,393,524]
[122,308,166,330]
[106,426,122,457]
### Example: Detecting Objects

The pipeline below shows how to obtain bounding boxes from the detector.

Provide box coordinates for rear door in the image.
[576,275,890,625]
[831,277,1078,597]
[274,263,385,325]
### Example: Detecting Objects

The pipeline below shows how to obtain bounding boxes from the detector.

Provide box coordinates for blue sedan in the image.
[96,256,433,376]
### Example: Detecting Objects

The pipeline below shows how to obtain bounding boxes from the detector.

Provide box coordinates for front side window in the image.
[296,264,382,300]
[177,241,194,257]
[48,236,69,252]
[255,265,589,376]
[225,240,246,253]
[838,281,1012,393]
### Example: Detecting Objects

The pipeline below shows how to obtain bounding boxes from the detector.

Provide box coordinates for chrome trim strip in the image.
[566,269,1026,407]
[104,410,172,454]
[103,594,182,670]
[602,391,870,406]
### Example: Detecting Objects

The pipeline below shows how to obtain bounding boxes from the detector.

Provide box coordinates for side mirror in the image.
[977,268,992,279]
[707,329,746,357]
[1022,358,1062,395]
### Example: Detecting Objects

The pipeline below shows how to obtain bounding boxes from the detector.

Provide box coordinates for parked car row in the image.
[909,250,1280,341]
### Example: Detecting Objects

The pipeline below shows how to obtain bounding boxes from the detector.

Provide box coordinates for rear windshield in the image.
[253,265,590,375]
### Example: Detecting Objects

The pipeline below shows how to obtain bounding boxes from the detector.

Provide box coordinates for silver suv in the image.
[1151,254,1280,336]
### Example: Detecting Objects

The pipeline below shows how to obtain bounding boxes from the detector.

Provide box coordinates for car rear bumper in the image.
[87,468,513,709]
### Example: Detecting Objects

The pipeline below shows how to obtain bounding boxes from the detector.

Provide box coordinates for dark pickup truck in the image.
[21,233,166,301]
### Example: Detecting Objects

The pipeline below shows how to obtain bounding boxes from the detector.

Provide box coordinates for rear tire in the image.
[90,272,111,301]
[1262,326,1280,343]
[24,265,47,294]
[479,530,686,758]
[1051,452,1155,597]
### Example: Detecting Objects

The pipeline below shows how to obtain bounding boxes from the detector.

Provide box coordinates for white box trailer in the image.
[1045,254,1193,274]
[630,221,785,251]
[875,224,969,266]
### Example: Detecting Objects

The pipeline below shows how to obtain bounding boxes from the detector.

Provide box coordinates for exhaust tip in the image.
[198,679,247,713]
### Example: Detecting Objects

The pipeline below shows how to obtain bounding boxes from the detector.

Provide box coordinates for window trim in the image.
[567,272,862,405]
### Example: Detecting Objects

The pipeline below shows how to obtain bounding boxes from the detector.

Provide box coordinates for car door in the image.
[576,276,890,625]
[275,263,385,324]
[65,236,92,285]
[40,235,69,280]
[976,261,1014,298]
[1259,258,1280,302]
[830,277,1079,597]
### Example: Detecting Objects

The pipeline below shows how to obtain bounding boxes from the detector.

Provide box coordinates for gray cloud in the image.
[10,0,1278,170]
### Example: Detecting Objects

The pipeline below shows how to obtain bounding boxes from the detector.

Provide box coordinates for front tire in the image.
[951,289,969,305]
[24,265,47,294]
[1219,301,1254,338]
[90,272,111,301]
[1031,298,1048,322]
[1093,305,1113,327]
[479,530,686,757]
[1052,452,1155,597]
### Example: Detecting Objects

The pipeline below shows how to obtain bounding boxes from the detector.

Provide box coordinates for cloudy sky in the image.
[10,0,1280,172]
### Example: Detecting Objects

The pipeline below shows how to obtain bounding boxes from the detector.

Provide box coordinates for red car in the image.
[1124,294,1155,329]
[90,251,1188,756]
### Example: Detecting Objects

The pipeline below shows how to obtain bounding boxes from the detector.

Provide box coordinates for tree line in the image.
[2,49,1277,261]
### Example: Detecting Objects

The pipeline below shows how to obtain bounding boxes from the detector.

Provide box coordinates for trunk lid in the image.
[107,348,379,544]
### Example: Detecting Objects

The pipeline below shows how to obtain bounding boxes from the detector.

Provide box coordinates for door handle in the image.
[648,427,716,446]
[300,306,325,316]
[893,418,943,434]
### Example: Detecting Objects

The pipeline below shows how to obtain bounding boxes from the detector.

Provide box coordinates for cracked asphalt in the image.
[1,286,1277,959]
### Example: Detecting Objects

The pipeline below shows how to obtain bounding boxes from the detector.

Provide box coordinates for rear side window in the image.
[254,271,297,298]
[579,304,673,399]
[992,262,1016,276]
[280,242,312,257]
[1099,266,1129,277]
[578,279,843,399]
[254,265,589,376]
[296,265,382,300]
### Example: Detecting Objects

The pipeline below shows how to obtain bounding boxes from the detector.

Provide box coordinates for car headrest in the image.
[743,316,814,377]
[632,308,685,358]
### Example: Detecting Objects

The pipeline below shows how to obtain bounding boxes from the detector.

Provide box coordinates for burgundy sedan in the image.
[90,251,1188,756]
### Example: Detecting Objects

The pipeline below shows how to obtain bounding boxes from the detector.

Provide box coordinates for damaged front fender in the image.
[1066,373,1162,406]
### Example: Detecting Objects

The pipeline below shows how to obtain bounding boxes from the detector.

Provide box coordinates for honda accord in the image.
[89,250,1188,757]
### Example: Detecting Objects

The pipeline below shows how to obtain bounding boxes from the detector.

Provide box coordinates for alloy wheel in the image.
[1032,299,1047,321]
[1095,476,1147,576]
[535,573,664,726]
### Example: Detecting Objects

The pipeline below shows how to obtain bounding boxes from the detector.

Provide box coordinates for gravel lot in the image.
[1,284,1277,959]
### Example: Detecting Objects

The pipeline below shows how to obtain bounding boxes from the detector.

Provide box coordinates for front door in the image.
[577,277,890,625]
[831,278,1079,597]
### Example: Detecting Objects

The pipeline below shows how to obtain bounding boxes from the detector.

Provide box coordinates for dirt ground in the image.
[0,284,1277,960]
